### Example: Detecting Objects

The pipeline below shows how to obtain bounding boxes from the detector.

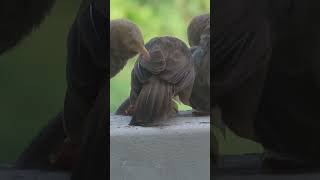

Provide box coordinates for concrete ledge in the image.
[110,111,210,180]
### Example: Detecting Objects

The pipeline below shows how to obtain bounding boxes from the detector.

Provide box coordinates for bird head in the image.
[112,19,150,60]
[187,13,210,47]
[124,30,150,61]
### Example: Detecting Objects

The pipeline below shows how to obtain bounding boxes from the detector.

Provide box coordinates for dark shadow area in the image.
[0,0,81,164]
[214,154,320,180]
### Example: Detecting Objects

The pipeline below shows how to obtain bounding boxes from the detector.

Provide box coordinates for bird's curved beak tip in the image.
[140,46,150,61]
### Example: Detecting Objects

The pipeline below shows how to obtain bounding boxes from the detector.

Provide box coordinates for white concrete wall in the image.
[110,111,210,180]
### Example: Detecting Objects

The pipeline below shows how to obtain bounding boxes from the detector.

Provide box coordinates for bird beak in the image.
[139,45,150,60]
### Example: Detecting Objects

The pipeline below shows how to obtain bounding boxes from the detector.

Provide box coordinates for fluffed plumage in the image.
[187,13,211,113]
[128,36,195,125]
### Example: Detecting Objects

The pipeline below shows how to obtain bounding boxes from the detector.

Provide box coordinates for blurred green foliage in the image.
[110,0,210,112]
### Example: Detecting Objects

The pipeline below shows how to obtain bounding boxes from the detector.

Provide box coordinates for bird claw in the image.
[125,105,135,116]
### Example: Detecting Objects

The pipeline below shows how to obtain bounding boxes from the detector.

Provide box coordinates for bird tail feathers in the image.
[130,77,175,125]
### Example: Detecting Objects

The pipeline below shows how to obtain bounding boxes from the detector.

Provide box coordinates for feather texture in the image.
[129,36,195,125]
[187,13,211,113]
[110,19,148,78]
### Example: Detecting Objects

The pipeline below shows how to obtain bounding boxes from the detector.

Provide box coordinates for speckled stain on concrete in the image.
[110,111,210,180]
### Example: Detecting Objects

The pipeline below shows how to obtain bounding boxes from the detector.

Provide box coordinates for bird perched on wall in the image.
[186,13,210,115]
[128,36,195,126]
[115,15,210,117]
[110,19,150,78]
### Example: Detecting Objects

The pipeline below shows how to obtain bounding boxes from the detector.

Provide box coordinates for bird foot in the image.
[125,105,135,116]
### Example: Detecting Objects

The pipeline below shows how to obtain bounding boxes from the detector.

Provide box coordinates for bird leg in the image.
[125,104,135,116]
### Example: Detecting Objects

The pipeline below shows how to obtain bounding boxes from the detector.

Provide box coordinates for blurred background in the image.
[0,0,80,164]
[110,0,210,112]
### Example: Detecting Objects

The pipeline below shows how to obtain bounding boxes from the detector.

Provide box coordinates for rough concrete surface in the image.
[110,111,210,180]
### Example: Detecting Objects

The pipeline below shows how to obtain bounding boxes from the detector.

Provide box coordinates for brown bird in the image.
[128,36,195,125]
[187,13,210,47]
[187,13,211,114]
[110,19,150,78]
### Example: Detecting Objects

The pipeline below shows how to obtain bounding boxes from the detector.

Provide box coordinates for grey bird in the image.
[128,36,195,126]
[187,13,211,114]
